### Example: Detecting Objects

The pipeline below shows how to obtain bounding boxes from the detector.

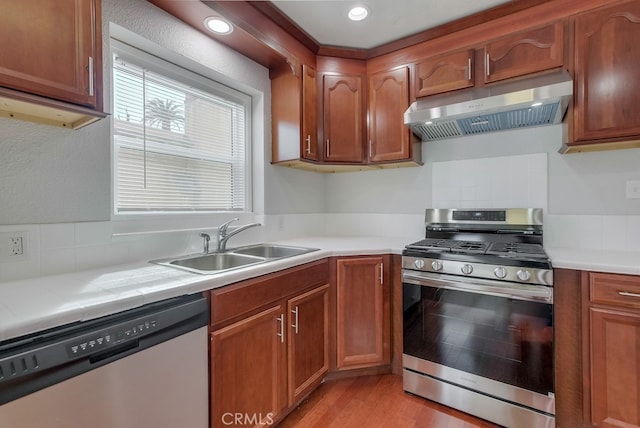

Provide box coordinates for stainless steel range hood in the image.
[404,70,573,141]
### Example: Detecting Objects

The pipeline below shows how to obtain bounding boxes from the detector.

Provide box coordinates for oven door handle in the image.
[402,271,553,303]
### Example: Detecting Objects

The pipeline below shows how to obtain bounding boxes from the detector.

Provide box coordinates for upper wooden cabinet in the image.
[271,63,319,163]
[414,49,474,98]
[0,0,105,128]
[368,66,421,164]
[571,1,640,147]
[413,21,564,98]
[322,73,365,163]
[483,21,565,84]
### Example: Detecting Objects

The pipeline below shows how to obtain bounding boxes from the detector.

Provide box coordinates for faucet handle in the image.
[218,217,240,235]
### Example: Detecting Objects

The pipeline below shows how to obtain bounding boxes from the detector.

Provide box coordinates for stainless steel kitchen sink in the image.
[152,244,319,275]
[231,244,318,259]
[166,252,264,273]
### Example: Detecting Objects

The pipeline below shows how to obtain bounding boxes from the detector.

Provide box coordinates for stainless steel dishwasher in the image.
[0,294,209,428]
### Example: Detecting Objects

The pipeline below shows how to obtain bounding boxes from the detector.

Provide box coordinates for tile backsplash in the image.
[1,211,639,283]
[432,153,548,211]
[0,214,325,283]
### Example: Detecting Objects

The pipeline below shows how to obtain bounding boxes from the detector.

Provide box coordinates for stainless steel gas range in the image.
[402,208,554,428]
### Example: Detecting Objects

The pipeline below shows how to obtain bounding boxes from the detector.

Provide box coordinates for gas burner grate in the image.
[486,242,547,259]
[405,238,460,251]
[405,239,490,254]
[451,241,489,254]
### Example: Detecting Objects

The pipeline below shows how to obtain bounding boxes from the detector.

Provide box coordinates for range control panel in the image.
[66,318,158,358]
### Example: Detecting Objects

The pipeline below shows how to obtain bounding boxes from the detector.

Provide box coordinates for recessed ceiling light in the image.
[204,17,233,35]
[348,5,370,21]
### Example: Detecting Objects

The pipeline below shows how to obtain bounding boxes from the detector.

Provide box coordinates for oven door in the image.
[402,270,555,417]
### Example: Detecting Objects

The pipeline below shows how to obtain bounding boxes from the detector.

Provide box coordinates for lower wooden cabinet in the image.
[209,260,330,427]
[208,255,397,426]
[287,284,329,406]
[334,255,391,370]
[587,272,640,428]
[211,305,286,427]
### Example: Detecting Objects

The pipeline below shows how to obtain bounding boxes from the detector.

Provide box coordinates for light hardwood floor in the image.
[278,374,501,428]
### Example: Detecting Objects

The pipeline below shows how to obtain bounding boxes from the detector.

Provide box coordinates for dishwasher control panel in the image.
[66,318,159,358]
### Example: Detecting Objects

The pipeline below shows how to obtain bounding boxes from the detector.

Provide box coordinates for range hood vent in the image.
[405,70,573,142]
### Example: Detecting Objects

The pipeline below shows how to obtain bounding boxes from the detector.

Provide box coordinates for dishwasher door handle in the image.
[89,340,139,364]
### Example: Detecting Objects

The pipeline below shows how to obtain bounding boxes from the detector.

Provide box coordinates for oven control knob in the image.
[414,259,425,269]
[517,269,531,281]
[461,264,473,275]
[431,260,443,271]
[494,267,507,279]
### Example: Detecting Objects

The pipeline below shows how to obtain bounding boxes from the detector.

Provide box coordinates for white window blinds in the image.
[111,41,250,214]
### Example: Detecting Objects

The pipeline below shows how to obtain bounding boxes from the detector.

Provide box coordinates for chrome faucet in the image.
[216,218,262,251]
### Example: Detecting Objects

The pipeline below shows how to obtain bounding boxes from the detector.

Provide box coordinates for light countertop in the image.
[1,236,639,343]
[0,236,407,342]
[546,246,640,275]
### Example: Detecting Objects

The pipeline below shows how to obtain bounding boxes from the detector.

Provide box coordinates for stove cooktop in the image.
[403,238,552,271]
[405,238,548,259]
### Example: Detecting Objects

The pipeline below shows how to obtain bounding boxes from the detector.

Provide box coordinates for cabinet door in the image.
[287,284,329,406]
[368,67,412,163]
[573,2,640,142]
[0,0,100,108]
[414,49,474,97]
[590,307,640,428]
[335,256,390,369]
[322,74,364,163]
[211,305,286,428]
[301,64,318,161]
[484,21,564,84]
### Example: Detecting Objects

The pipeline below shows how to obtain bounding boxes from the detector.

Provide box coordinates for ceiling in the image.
[270,0,513,50]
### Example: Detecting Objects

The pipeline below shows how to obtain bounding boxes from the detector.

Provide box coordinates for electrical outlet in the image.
[626,180,640,199]
[0,232,28,261]
[10,237,24,256]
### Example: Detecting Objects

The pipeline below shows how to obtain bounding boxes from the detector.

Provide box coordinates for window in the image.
[111,40,251,214]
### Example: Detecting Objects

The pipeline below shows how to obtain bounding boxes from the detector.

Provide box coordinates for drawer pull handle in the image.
[291,306,299,334]
[88,56,94,96]
[277,314,285,343]
[619,291,640,298]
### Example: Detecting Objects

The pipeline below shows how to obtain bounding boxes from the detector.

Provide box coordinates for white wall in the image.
[325,124,640,216]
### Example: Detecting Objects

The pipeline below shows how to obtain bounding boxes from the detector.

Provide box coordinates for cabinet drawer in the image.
[590,272,640,309]
[210,259,329,327]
